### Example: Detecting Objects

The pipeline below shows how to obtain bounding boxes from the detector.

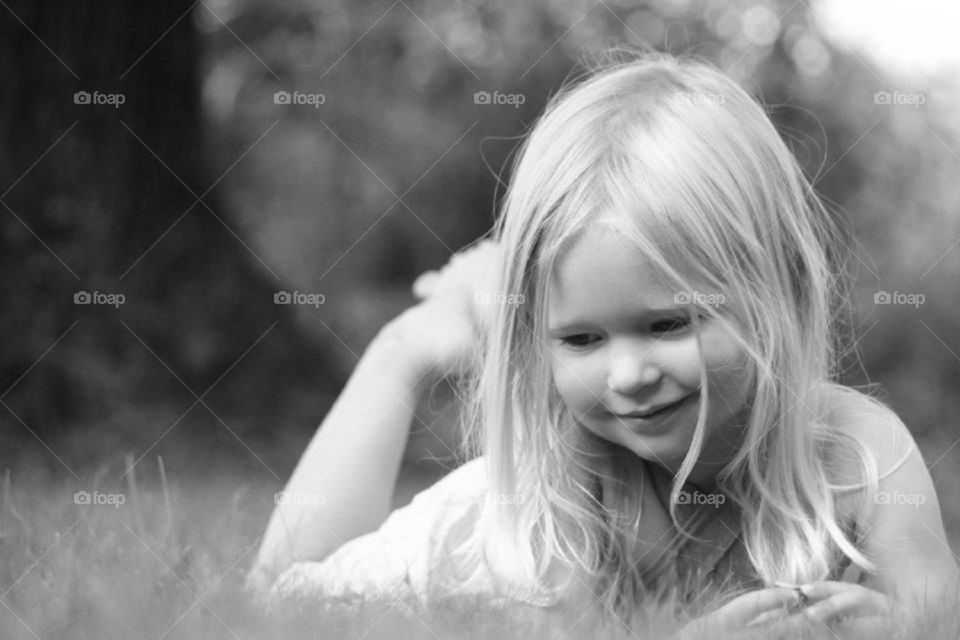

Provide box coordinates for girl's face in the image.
[546,224,753,480]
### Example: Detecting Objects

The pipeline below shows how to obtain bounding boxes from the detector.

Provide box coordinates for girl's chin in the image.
[616,435,688,467]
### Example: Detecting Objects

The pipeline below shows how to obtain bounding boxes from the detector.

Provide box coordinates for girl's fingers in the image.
[801,585,893,621]
[738,583,901,632]
[802,581,891,610]
[801,580,889,601]
[799,581,850,601]
[745,607,788,627]
[714,588,800,628]
[803,593,854,622]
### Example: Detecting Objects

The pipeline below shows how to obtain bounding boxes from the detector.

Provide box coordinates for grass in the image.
[0,455,957,640]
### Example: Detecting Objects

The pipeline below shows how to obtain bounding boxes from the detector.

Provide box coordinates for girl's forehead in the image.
[552,220,660,281]
[548,223,675,304]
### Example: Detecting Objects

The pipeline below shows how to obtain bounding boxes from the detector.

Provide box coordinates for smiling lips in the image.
[615,395,691,420]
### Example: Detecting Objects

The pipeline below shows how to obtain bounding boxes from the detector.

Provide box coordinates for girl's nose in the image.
[607,349,662,394]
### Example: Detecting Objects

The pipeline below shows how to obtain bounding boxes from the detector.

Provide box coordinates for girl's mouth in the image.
[613,393,695,423]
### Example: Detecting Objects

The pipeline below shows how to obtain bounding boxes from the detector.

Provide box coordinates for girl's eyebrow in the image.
[547,306,690,332]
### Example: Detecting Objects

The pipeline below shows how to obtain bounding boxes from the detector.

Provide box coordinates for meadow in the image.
[1,455,957,640]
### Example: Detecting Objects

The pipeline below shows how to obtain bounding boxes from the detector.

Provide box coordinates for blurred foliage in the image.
[2,0,959,538]
[0,1,341,481]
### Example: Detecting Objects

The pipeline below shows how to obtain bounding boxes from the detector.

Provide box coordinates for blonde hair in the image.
[441,50,887,625]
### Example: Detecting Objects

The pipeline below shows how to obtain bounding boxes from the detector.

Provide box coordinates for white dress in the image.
[266,456,530,608]
[264,414,919,609]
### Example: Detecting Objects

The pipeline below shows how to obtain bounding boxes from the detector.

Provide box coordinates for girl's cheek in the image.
[550,357,601,408]
[701,341,754,411]
[669,341,705,386]
[699,326,749,370]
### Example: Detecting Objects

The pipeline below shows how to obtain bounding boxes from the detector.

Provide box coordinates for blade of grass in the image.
[158,455,173,542]
[125,452,144,537]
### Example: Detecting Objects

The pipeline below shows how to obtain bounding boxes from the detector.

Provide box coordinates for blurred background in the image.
[1,0,958,552]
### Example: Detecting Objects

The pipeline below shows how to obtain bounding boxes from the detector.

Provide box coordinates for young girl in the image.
[247,51,959,635]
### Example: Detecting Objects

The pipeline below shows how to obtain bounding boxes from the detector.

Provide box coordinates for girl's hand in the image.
[744,582,906,640]
[797,581,903,625]
[676,587,802,635]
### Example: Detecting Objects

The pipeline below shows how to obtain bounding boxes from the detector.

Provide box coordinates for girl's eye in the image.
[651,316,692,334]
[556,315,698,348]
[560,334,599,348]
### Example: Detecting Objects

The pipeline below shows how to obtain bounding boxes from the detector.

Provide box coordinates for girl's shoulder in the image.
[822,385,917,482]
[819,385,919,528]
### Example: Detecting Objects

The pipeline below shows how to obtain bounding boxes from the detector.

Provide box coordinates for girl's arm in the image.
[694,414,958,634]
[853,422,959,606]
[801,414,959,623]
[246,317,431,593]
[246,242,497,593]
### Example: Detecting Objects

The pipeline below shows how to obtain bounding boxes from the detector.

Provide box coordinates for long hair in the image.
[440,50,886,626]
